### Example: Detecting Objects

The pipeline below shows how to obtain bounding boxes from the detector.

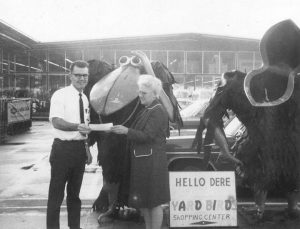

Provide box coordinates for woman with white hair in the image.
[111,73,170,229]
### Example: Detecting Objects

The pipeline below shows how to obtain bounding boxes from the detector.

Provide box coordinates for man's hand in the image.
[78,124,91,135]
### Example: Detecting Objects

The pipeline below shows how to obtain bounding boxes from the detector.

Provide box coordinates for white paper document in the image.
[89,123,113,131]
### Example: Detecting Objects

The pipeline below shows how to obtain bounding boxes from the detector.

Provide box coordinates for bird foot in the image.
[97,208,116,225]
[97,212,114,225]
[287,206,300,219]
[255,209,264,220]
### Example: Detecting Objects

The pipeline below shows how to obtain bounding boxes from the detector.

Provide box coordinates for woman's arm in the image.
[132,50,175,121]
[127,106,167,143]
[111,106,167,143]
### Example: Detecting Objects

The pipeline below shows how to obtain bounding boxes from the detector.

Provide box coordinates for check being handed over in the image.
[89,123,113,131]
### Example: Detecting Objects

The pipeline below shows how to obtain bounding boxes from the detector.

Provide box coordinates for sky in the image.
[1,0,300,42]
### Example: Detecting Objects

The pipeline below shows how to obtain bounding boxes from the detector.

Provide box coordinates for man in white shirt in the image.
[47,60,92,229]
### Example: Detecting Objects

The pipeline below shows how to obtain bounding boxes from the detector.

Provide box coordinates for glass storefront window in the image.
[1,49,9,74]
[66,49,83,70]
[185,74,197,89]
[0,75,11,97]
[84,47,101,61]
[220,52,235,73]
[173,73,185,84]
[168,51,184,73]
[101,50,115,65]
[15,74,29,97]
[30,50,47,72]
[16,52,29,72]
[151,51,167,66]
[186,52,202,74]
[254,52,262,69]
[237,52,254,73]
[195,74,217,88]
[48,74,66,95]
[49,49,67,72]
[203,52,219,74]
[9,53,15,72]
[0,48,2,73]
[29,73,47,99]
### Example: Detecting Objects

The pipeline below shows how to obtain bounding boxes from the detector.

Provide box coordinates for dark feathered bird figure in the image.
[193,70,300,219]
[84,54,182,223]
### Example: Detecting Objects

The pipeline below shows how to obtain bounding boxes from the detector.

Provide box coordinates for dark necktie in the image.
[79,93,84,124]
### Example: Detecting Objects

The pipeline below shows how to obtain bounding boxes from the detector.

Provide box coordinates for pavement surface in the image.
[0,121,300,229]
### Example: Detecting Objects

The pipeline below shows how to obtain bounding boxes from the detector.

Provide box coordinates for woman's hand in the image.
[111,125,129,135]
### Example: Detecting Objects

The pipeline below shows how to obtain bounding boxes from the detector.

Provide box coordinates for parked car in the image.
[166,114,258,198]
[167,97,244,172]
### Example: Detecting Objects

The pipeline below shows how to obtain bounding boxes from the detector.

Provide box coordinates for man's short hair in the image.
[70,60,89,73]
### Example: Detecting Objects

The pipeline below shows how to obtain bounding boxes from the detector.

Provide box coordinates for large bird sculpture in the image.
[85,51,182,223]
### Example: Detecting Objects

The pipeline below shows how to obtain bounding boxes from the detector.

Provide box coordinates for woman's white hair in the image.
[137,74,162,98]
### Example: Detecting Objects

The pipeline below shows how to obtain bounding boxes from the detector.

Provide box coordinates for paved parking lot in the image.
[0,121,299,228]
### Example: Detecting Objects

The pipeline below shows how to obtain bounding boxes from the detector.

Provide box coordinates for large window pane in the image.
[16,52,29,72]
[203,52,219,74]
[49,49,66,72]
[185,74,197,89]
[151,51,167,66]
[237,52,254,73]
[49,75,65,95]
[15,74,30,97]
[84,47,100,61]
[168,51,184,73]
[220,52,235,73]
[66,49,83,70]
[29,73,47,99]
[187,52,202,74]
[2,50,9,74]
[9,54,15,72]
[173,73,185,84]
[30,50,47,72]
[0,48,2,73]
[101,50,115,65]
[0,74,11,97]
[254,52,262,69]
[195,74,217,88]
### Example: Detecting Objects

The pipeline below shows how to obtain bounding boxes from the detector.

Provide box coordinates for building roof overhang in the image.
[34,33,260,50]
[0,20,38,50]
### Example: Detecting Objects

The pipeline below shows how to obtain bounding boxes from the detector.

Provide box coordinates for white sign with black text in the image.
[169,171,237,227]
[7,99,31,124]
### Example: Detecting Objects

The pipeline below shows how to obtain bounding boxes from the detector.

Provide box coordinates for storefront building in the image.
[0,21,262,116]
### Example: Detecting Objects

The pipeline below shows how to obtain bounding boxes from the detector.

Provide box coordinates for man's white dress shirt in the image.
[49,85,90,140]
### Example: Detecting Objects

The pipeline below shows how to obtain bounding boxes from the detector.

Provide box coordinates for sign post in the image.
[169,171,237,227]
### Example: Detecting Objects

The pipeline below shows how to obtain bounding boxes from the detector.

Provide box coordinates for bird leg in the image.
[253,188,267,219]
[97,182,120,224]
[286,189,300,218]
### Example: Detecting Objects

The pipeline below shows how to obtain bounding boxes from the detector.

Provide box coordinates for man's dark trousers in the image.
[47,139,86,229]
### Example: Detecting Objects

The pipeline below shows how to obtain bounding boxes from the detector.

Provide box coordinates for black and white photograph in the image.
[0,0,300,228]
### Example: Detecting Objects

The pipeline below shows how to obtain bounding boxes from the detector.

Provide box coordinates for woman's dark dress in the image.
[126,99,170,209]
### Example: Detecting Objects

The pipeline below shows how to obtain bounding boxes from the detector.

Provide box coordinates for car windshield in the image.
[180,100,208,119]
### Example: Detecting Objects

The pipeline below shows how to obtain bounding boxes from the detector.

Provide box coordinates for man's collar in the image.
[70,84,83,94]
